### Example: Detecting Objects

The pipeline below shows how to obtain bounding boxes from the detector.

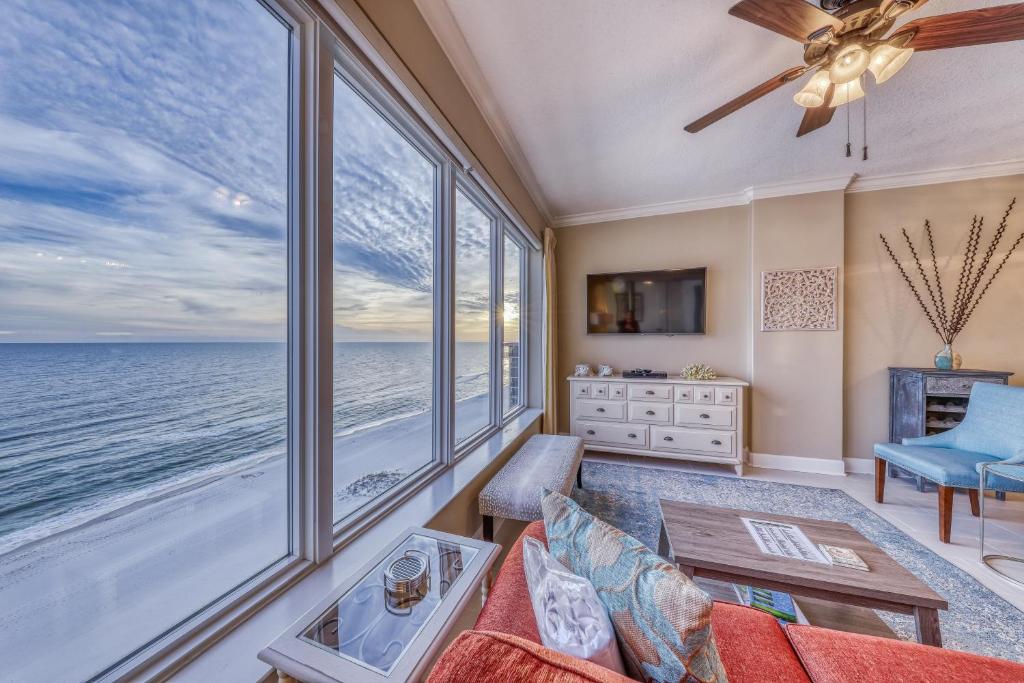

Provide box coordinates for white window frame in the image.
[95,0,319,679]
[67,0,544,678]
[324,35,454,544]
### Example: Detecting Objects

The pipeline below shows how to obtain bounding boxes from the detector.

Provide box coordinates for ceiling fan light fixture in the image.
[829,78,866,107]
[793,70,832,108]
[829,44,870,84]
[869,44,914,84]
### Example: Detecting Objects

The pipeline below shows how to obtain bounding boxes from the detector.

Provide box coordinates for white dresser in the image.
[568,375,749,475]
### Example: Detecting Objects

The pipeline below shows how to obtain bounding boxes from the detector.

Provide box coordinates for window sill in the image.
[163,408,542,682]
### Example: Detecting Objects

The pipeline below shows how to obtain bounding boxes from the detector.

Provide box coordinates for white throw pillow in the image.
[521,536,626,674]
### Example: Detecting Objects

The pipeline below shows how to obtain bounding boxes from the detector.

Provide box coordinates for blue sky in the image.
[0,0,492,343]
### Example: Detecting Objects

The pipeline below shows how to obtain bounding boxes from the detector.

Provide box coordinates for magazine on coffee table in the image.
[741,518,830,564]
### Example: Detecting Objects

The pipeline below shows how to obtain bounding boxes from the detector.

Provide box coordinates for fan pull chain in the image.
[862,75,869,161]
[845,83,852,158]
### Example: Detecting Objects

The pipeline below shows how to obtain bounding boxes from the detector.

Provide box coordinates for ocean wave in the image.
[0,445,285,557]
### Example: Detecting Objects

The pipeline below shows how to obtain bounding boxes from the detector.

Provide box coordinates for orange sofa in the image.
[428,522,1024,683]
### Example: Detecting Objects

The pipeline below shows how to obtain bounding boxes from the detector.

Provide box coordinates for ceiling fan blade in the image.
[891,3,1024,51]
[796,85,836,138]
[729,0,844,43]
[685,66,809,133]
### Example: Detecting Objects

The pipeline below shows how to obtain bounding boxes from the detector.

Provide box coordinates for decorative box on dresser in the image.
[888,367,1014,493]
[568,375,749,475]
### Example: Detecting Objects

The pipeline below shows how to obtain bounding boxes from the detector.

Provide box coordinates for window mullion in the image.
[311,25,335,563]
[438,163,456,465]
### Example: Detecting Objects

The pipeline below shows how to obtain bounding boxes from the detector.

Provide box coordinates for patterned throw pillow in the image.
[542,490,728,683]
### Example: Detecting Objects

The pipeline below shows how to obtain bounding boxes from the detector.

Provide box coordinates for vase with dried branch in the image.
[879,198,1020,370]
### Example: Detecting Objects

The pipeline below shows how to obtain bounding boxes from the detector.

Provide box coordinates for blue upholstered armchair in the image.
[874,382,1024,543]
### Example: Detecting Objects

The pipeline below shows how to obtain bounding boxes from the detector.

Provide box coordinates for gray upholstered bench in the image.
[479,434,584,541]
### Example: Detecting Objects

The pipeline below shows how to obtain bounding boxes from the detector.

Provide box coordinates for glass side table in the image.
[259,527,499,683]
[979,462,1024,588]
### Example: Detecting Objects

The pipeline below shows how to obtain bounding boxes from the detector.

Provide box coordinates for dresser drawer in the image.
[694,387,715,404]
[675,405,735,429]
[674,385,694,403]
[628,384,673,401]
[628,402,673,424]
[574,382,591,398]
[592,383,609,398]
[715,387,737,405]
[925,375,1004,396]
[652,427,734,456]
[574,421,648,448]
[576,399,626,421]
[609,383,627,399]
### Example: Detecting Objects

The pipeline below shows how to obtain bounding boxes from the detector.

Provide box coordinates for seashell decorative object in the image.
[597,364,614,377]
[681,363,717,381]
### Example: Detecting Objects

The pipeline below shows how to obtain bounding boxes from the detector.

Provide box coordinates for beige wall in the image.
[350,0,546,237]
[555,206,752,433]
[844,174,1024,461]
[555,176,1024,465]
[750,191,846,460]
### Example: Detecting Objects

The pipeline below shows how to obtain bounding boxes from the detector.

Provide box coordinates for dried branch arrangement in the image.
[879,198,1020,345]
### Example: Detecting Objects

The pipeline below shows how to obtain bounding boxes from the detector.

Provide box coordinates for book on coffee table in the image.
[818,544,870,571]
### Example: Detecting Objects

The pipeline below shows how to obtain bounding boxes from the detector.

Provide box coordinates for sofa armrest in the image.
[786,624,1024,683]
[427,630,634,683]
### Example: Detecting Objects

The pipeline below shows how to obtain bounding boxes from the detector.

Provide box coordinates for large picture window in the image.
[454,188,495,445]
[331,71,438,524]
[0,2,540,679]
[503,235,526,415]
[0,1,293,680]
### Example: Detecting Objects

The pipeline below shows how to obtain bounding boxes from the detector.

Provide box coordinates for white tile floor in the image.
[585,452,1024,610]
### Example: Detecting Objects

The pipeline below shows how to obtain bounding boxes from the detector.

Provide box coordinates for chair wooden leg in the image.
[937,486,953,543]
[482,515,494,542]
[576,462,583,489]
[968,488,980,517]
[874,458,886,504]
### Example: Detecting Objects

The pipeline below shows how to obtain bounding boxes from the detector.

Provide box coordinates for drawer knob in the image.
[664,436,674,442]
[711,439,722,446]
[646,410,655,416]
[596,407,606,413]
[645,390,655,395]
[700,413,710,419]
[586,430,596,436]
[628,433,637,439]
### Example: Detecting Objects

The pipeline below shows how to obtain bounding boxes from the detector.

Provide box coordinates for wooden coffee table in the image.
[658,500,948,646]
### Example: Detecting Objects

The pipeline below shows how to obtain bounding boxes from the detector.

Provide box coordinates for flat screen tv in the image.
[586,268,706,335]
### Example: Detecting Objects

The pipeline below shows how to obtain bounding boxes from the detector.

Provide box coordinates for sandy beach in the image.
[0,394,489,682]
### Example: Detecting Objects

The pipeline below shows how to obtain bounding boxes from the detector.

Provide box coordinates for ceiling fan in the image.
[685,1,1024,138]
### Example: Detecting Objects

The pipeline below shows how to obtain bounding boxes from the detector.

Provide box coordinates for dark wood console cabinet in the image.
[888,367,1014,493]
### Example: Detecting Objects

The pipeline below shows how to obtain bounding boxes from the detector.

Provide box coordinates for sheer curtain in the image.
[543,227,558,434]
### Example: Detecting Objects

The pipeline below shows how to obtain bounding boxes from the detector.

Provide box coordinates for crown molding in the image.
[551,191,750,228]
[554,159,1024,228]
[846,158,1024,194]
[553,175,854,228]
[414,0,554,225]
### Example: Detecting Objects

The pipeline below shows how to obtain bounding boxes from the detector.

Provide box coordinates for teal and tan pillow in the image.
[542,490,727,683]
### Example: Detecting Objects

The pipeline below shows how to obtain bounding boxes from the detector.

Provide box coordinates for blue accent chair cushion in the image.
[873,383,1024,493]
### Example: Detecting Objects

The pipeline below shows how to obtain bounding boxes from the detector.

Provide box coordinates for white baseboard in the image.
[750,452,846,476]
[843,457,875,475]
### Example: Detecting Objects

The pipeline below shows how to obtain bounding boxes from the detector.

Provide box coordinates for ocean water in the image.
[0,341,488,555]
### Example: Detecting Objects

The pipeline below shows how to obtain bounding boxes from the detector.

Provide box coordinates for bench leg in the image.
[874,457,886,504]
[938,486,953,544]
[576,461,583,490]
[482,515,494,543]
[968,488,980,517]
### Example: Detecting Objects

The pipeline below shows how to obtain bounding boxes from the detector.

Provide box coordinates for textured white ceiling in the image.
[436,0,1024,222]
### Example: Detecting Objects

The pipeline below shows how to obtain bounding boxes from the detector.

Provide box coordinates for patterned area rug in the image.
[574,461,1024,663]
